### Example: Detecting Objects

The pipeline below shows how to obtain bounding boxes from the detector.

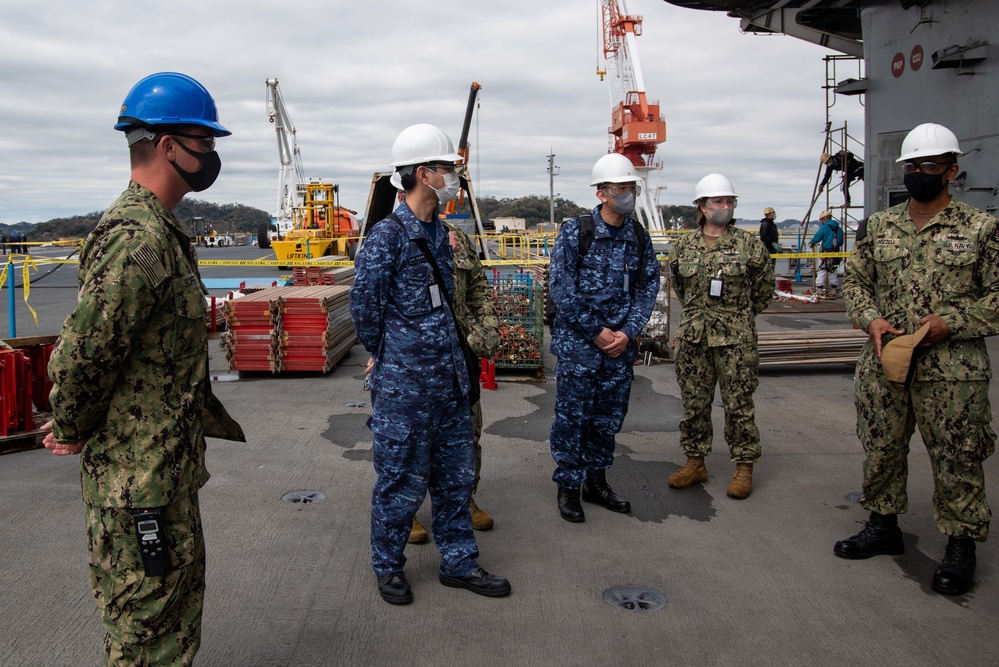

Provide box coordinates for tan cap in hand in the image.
[880,322,933,391]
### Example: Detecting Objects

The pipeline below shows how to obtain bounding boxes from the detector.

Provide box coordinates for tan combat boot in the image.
[668,456,708,488]
[408,516,429,544]
[727,463,753,499]
[470,497,494,531]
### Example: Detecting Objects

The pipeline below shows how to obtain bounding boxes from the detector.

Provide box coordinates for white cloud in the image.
[0,0,864,224]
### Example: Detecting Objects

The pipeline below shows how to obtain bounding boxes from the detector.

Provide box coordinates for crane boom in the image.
[265,78,306,227]
[597,0,667,232]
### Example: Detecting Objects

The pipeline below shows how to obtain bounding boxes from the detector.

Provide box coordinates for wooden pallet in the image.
[0,412,51,455]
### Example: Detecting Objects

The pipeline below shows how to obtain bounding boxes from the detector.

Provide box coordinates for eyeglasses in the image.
[422,163,456,174]
[901,160,954,175]
[169,131,216,153]
[601,184,637,196]
[705,197,737,208]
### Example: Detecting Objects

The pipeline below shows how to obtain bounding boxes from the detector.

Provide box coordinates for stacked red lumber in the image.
[292,266,355,287]
[221,290,282,372]
[222,286,357,373]
[279,286,355,372]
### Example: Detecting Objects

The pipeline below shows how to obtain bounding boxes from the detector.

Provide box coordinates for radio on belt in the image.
[133,508,170,576]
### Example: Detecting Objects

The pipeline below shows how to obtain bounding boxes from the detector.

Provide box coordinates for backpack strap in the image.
[575,213,649,293]
[574,213,595,270]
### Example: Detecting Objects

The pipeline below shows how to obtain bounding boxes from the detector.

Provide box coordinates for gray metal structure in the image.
[663,0,998,218]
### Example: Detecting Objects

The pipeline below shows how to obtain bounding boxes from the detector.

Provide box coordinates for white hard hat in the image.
[693,173,737,203]
[896,123,963,162]
[590,153,640,186]
[389,123,461,167]
[389,171,403,190]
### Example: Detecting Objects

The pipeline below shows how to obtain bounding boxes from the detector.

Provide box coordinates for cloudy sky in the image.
[0,0,864,225]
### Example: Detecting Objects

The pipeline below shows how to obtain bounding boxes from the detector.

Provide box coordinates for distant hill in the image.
[1,199,270,241]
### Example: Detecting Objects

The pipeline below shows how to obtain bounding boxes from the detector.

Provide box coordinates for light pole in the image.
[546,151,559,227]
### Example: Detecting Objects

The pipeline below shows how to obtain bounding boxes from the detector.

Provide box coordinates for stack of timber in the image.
[222,291,282,372]
[292,266,355,287]
[222,286,356,373]
[757,329,868,366]
[279,286,355,372]
[322,266,355,287]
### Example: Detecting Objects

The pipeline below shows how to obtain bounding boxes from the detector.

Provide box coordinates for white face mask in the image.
[429,170,461,205]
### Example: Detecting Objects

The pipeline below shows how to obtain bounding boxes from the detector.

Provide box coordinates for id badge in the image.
[709,278,724,298]
[623,273,630,293]
[428,283,442,309]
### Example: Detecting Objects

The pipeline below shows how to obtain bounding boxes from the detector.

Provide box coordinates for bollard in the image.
[480,358,497,391]
[6,257,15,338]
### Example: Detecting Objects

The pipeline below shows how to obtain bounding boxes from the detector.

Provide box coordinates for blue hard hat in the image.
[114,72,230,136]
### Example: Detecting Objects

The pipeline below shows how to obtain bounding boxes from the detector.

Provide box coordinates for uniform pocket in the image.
[174,275,207,358]
[678,260,699,278]
[396,263,434,317]
[367,411,411,443]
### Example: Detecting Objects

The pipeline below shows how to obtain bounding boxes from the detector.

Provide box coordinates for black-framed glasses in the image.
[169,131,216,153]
[902,160,954,175]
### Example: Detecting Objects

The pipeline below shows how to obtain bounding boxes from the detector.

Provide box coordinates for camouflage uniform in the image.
[844,199,999,540]
[548,206,660,489]
[48,181,245,666]
[670,225,774,463]
[445,222,500,492]
[350,202,480,577]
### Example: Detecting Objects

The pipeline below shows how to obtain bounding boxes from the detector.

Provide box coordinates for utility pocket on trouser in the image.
[86,495,205,665]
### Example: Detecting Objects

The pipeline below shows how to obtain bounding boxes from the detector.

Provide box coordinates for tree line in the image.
[2,196,806,241]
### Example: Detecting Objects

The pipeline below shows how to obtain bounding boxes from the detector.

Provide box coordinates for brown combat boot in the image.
[727,463,753,499]
[408,516,429,544]
[668,456,708,488]
[470,497,494,531]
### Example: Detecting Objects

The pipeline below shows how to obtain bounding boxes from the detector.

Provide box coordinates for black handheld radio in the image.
[133,508,170,577]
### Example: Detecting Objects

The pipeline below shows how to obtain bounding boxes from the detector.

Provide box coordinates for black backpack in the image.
[544,213,649,325]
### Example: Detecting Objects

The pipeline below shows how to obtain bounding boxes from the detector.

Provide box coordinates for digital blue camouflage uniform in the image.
[844,199,999,540]
[670,225,774,463]
[548,205,660,489]
[350,201,480,577]
[445,222,500,491]
[48,181,245,666]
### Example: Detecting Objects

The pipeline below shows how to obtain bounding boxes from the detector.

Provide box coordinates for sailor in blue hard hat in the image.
[43,71,244,664]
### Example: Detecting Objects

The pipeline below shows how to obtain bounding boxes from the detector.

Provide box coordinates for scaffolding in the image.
[815,54,866,241]
[797,54,866,285]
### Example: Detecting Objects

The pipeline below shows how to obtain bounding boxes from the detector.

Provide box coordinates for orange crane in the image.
[597,0,667,231]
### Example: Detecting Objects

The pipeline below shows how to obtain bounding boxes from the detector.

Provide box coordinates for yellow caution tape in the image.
[21,255,38,326]
[13,252,852,269]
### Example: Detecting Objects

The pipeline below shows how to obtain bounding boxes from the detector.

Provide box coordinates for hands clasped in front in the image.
[593,327,629,358]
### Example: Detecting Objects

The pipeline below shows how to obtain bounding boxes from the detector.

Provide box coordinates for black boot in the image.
[581,469,631,513]
[932,537,976,596]
[833,512,904,559]
[376,571,413,605]
[557,487,585,523]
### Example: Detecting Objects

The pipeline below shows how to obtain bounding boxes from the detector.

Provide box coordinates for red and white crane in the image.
[596,0,667,232]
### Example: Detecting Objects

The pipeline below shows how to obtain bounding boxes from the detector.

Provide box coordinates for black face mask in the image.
[171,139,222,192]
[903,171,948,203]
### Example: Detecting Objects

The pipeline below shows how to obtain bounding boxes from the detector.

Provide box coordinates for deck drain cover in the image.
[282,490,327,504]
[344,401,368,408]
[603,585,667,613]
